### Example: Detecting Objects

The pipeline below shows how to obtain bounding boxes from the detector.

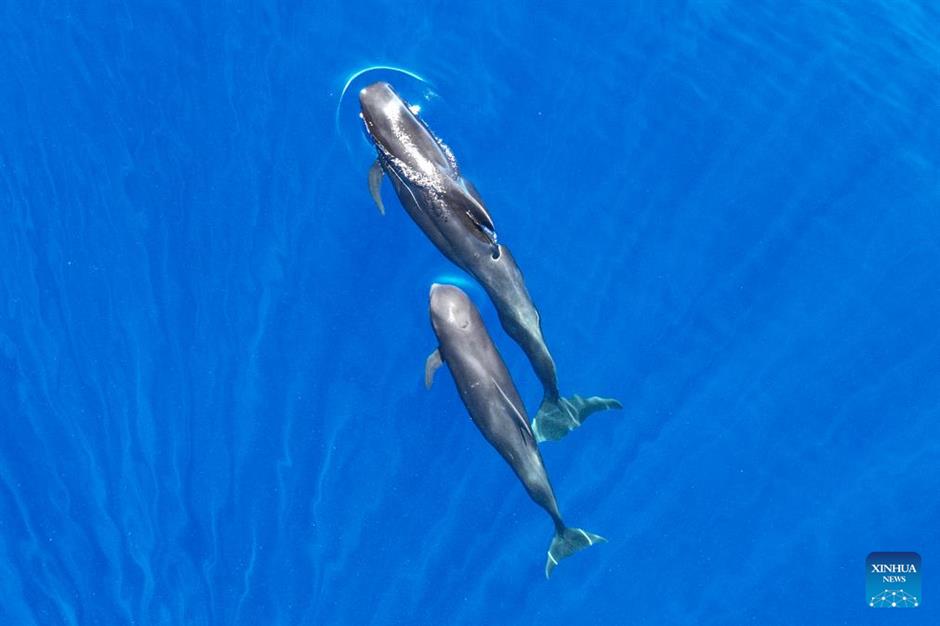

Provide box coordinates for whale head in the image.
[361,83,499,253]
[429,283,476,338]
[359,82,454,179]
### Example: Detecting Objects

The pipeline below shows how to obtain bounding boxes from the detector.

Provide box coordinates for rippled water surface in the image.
[2,2,939,624]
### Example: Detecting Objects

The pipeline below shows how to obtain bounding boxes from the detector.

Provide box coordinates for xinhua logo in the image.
[867,552,921,608]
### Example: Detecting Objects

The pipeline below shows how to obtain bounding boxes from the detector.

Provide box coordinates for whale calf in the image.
[426,283,604,577]
[359,81,620,441]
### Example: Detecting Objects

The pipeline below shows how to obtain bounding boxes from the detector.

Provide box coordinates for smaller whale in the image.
[426,283,605,578]
[359,81,621,442]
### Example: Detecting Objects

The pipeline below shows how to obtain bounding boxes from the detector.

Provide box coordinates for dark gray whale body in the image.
[359,81,620,441]
[426,283,604,577]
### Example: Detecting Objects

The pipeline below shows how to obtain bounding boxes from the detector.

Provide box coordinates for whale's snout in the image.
[429,283,472,331]
[359,81,398,115]
[429,282,462,306]
[359,81,409,148]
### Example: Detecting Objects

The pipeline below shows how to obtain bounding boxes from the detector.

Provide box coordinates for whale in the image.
[425,283,605,577]
[359,81,621,441]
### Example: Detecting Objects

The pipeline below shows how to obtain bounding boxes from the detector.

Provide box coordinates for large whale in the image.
[359,81,621,441]
[426,283,604,577]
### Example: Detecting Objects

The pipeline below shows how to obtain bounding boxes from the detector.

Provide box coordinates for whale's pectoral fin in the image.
[368,159,385,215]
[531,395,623,443]
[546,527,606,579]
[424,348,442,389]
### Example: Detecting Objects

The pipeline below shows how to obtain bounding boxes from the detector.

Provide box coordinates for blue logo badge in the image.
[867,552,920,608]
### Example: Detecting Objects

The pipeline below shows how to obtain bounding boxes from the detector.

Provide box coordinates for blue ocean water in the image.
[2,1,939,624]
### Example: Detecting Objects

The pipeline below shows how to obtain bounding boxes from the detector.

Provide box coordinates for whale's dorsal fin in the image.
[460,179,499,252]
[424,348,442,389]
[490,376,535,448]
[464,179,485,207]
[462,180,495,234]
[368,159,385,215]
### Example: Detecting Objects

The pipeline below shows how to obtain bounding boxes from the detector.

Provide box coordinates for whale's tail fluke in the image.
[531,395,622,442]
[545,527,606,578]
